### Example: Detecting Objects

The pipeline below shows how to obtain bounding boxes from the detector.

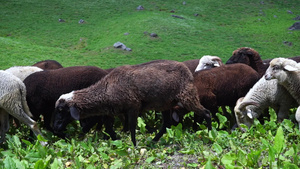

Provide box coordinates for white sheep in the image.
[265,57,300,103]
[295,106,300,130]
[234,77,297,131]
[194,55,223,72]
[5,66,43,81]
[0,70,46,145]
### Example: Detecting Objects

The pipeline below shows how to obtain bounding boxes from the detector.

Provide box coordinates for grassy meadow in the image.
[0,0,300,168]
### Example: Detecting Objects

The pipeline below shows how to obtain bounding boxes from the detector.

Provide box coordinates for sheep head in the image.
[234,97,259,132]
[195,55,223,72]
[53,91,78,133]
[265,58,299,84]
[226,47,260,65]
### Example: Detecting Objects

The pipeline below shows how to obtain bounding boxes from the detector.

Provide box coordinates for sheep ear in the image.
[284,65,297,72]
[246,109,253,119]
[172,112,180,122]
[70,106,80,120]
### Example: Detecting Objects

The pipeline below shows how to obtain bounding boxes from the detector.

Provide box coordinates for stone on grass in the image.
[288,22,300,30]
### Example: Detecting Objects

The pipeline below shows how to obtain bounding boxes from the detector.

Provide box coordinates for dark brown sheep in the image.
[23,66,116,139]
[54,60,212,146]
[32,60,63,70]
[160,63,260,132]
[226,47,300,77]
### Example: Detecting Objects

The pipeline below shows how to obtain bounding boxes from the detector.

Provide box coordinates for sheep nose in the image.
[264,74,271,80]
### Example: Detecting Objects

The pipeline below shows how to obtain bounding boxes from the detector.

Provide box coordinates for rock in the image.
[124,32,129,35]
[287,10,293,14]
[294,16,300,20]
[283,41,293,46]
[78,19,85,24]
[58,18,65,22]
[288,22,300,30]
[150,33,158,37]
[183,1,186,5]
[194,13,199,16]
[113,42,132,51]
[137,5,144,10]
[171,15,185,19]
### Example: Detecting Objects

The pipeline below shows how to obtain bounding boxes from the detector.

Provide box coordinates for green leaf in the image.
[282,119,294,132]
[216,113,227,129]
[212,142,223,154]
[273,126,285,154]
[221,152,236,167]
[34,159,45,169]
[116,149,128,156]
[187,163,199,168]
[166,128,174,138]
[268,145,275,163]
[209,127,218,140]
[37,134,48,142]
[4,156,16,169]
[137,117,146,134]
[25,152,41,163]
[269,108,277,122]
[282,162,299,169]
[145,156,155,163]
[204,158,216,169]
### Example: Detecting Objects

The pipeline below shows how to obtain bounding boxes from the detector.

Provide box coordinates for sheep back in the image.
[32,60,63,70]
[194,63,260,112]
[23,66,108,128]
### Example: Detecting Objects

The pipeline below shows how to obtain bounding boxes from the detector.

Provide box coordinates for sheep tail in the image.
[20,88,33,117]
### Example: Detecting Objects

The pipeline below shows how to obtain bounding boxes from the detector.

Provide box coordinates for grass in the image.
[0,0,300,168]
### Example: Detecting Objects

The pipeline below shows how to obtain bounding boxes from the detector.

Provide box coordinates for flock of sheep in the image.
[1,47,300,146]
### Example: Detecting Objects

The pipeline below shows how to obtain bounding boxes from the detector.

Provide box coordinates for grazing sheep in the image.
[226,47,300,77]
[234,77,297,131]
[265,57,300,103]
[54,60,212,146]
[32,60,63,70]
[5,66,43,81]
[23,66,116,139]
[192,63,260,129]
[194,55,223,72]
[0,70,46,145]
[295,106,300,130]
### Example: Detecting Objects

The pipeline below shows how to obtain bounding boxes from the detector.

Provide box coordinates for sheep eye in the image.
[272,65,279,70]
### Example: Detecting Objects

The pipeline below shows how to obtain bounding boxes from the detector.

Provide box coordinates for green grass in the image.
[0,0,300,168]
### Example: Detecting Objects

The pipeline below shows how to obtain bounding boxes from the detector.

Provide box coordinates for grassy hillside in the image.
[1,0,299,69]
[0,0,300,168]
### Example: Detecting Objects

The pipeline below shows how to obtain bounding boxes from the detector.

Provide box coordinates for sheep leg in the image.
[5,106,47,146]
[103,115,117,140]
[276,107,290,123]
[128,111,138,146]
[153,110,177,142]
[0,109,10,143]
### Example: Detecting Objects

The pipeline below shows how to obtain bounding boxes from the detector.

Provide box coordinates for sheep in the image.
[0,70,46,145]
[226,47,300,77]
[234,77,297,131]
[194,55,223,72]
[53,60,212,146]
[265,57,300,103]
[5,66,43,81]
[295,106,300,130]
[23,66,116,139]
[32,60,63,70]
[176,63,260,130]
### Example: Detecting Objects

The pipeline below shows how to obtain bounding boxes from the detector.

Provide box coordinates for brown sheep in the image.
[53,60,212,146]
[23,66,116,139]
[32,60,63,70]
[226,47,300,77]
